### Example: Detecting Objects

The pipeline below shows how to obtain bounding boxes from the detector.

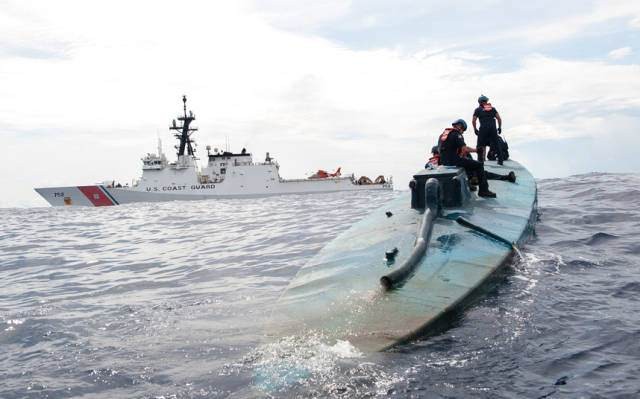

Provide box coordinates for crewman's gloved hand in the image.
[497,127,502,134]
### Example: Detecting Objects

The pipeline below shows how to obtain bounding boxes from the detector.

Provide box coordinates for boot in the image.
[499,171,517,183]
[478,190,496,198]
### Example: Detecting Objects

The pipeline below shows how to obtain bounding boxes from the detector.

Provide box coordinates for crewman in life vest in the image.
[427,145,516,183]
[438,119,496,197]
[425,146,440,168]
[472,95,503,165]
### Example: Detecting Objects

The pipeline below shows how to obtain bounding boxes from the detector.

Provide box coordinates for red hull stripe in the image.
[99,186,120,205]
[78,186,115,206]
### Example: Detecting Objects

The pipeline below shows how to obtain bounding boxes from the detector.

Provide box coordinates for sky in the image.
[1,0,639,207]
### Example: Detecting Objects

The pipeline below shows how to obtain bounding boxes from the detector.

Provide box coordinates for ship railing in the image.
[198,176,225,184]
[233,160,253,166]
[280,176,353,183]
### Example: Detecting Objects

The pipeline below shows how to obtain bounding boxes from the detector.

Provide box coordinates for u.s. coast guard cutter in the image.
[35,96,392,206]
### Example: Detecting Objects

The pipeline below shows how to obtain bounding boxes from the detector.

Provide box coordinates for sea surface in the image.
[1,173,639,398]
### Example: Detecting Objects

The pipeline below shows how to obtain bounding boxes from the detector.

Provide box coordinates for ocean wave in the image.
[1,174,639,398]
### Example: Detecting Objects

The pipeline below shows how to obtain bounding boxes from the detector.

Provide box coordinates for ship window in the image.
[221,168,226,174]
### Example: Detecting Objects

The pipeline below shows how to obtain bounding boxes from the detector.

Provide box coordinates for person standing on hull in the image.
[438,119,496,198]
[472,94,503,165]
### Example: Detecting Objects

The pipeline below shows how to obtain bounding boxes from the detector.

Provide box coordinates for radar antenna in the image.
[169,95,198,157]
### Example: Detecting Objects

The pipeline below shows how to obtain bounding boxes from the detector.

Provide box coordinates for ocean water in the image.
[1,173,639,398]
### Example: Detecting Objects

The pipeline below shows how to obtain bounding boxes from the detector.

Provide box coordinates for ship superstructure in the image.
[35,96,392,206]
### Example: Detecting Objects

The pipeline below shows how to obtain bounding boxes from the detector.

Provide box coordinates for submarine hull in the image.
[270,160,537,352]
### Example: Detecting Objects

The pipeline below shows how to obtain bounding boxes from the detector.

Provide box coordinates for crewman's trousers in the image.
[478,129,504,164]
[452,157,490,192]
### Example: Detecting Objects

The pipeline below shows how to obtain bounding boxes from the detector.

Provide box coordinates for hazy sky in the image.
[1,0,639,207]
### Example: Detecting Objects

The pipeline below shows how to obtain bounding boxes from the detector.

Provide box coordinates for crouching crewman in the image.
[438,119,496,198]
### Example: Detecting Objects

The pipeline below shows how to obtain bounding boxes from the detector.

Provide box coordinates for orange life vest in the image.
[481,102,493,112]
[427,154,440,166]
[439,128,465,157]
[439,127,457,142]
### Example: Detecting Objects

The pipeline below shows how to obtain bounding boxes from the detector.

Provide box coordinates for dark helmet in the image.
[478,94,489,103]
[452,118,467,131]
[431,145,439,155]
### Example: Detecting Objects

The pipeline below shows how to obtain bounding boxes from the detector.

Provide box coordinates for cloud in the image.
[608,46,633,59]
[448,51,492,61]
[250,0,640,51]
[475,0,640,46]
[249,0,352,30]
[0,40,70,60]
[1,0,639,207]
[0,4,71,60]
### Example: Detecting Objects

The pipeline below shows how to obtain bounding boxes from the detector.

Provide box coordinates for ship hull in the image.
[34,96,393,207]
[35,179,392,207]
[269,160,537,352]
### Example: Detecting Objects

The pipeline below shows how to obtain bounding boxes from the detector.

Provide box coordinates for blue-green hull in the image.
[271,160,537,352]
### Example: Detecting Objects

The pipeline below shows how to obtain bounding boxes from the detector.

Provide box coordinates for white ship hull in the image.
[34,96,392,207]
[35,178,391,207]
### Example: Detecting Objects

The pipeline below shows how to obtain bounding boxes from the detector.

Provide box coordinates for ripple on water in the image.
[1,174,640,398]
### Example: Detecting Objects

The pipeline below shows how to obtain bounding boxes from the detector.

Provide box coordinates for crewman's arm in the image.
[455,132,475,154]
[495,112,502,133]
[472,115,478,134]
[461,145,477,154]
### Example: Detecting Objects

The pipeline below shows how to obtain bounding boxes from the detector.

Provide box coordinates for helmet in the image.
[478,95,489,103]
[431,145,439,155]
[452,118,467,131]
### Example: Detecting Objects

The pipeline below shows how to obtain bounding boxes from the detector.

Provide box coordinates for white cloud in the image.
[249,0,640,50]
[360,14,378,29]
[249,0,352,30]
[449,51,492,61]
[608,46,633,59]
[477,0,640,45]
[1,1,639,207]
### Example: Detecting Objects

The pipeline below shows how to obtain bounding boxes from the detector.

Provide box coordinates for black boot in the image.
[478,190,496,198]
[499,171,516,183]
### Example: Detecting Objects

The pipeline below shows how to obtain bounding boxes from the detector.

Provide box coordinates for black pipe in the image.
[455,216,514,248]
[380,178,440,290]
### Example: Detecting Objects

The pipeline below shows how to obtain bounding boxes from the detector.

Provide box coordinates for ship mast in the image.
[169,95,198,158]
